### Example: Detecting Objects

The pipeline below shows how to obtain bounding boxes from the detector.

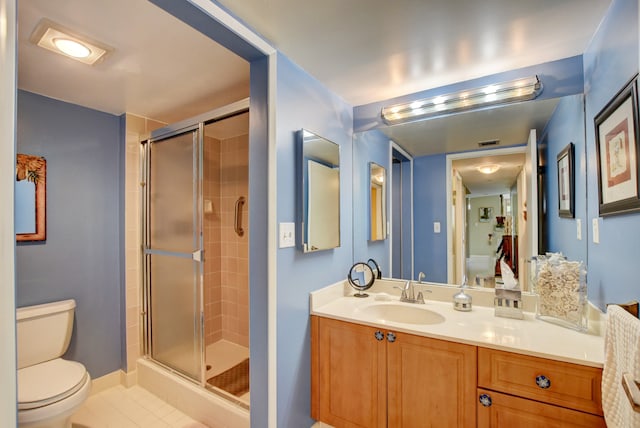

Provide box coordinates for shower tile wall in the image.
[124,114,166,372]
[204,134,249,348]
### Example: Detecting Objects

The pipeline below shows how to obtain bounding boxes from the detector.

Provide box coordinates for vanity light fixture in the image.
[30,19,113,65]
[476,164,501,175]
[381,75,542,124]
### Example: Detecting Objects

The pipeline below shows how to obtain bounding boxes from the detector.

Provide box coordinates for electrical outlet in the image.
[279,222,295,248]
[434,222,441,233]
[576,219,582,240]
[592,218,599,244]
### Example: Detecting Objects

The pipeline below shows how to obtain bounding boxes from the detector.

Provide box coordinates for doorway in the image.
[390,145,413,280]
[447,145,532,288]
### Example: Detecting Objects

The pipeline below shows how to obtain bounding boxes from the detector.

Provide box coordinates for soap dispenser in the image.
[453,276,472,312]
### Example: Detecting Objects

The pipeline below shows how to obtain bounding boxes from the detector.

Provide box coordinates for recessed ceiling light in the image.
[30,19,113,65]
[52,38,91,58]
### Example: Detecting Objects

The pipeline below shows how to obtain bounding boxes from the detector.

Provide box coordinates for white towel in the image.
[602,305,640,428]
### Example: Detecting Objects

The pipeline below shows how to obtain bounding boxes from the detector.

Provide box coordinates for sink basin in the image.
[360,303,445,325]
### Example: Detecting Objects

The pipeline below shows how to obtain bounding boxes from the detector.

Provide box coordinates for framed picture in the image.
[594,76,640,216]
[557,142,575,218]
[479,207,492,222]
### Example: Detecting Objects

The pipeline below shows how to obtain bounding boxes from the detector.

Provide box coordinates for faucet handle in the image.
[416,291,426,304]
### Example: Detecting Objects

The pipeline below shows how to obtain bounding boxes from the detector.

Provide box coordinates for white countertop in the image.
[310,279,605,368]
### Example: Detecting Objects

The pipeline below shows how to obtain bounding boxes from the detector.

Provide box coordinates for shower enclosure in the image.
[140,100,250,409]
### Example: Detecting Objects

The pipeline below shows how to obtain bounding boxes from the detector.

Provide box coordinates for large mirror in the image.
[16,153,47,242]
[353,93,588,293]
[298,129,340,252]
[369,162,387,241]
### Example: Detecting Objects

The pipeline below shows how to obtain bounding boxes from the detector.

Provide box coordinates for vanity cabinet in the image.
[311,316,477,428]
[477,348,605,427]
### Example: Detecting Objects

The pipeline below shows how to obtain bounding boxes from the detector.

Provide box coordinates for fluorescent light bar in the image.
[382,76,542,125]
[30,19,113,65]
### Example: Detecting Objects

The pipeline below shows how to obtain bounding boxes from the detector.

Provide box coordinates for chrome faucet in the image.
[398,280,428,304]
[418,271,426,283]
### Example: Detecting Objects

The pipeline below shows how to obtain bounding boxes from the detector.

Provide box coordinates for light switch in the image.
[576,219,582,240]
[279,222,295,248]
[592,218,600,244]
[434,222,441,233]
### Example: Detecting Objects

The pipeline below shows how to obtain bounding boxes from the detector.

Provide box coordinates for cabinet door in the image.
[312,317,386,428]
[387,333,477,428]
[477,389,606,428]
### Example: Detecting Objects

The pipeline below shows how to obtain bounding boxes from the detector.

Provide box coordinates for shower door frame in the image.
[141,122,206,386]
[140,99,250,389]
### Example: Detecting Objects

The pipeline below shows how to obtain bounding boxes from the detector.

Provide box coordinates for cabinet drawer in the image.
[477,388,606,427]
[478,348,603,415]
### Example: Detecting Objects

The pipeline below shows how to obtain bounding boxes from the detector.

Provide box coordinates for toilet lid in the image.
[18,358,88,410]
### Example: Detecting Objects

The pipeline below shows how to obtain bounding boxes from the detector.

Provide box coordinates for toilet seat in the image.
[18,358,88,410]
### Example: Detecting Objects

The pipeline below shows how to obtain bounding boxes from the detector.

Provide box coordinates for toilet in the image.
[17,299,92,428]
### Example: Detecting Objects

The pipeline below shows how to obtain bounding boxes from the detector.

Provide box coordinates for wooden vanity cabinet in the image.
[311,316,477,428]
[477,348,605,427]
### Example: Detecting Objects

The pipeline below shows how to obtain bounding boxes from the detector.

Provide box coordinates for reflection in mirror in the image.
[369,162,387,241]
[353,94,587,294]
[16,153,46,241]
[298,129,340,252]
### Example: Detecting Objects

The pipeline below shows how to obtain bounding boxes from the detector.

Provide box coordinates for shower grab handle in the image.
[235,197,246,237]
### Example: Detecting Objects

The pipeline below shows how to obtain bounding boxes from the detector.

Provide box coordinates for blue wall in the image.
[353,130,390,272]
[542,94,588,263]
[275,54,354,428]
[16,90,123,377]
[413,153,448,283]
[583,0,640,309]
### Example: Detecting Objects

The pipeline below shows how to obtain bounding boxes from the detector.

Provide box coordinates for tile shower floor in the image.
[70,340,249,427]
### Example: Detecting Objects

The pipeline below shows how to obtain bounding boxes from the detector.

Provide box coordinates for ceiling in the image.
[453,153,525,195]
[17,0,611,186]
[18,0,250,124]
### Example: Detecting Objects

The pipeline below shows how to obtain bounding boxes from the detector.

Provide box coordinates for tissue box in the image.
[494,288,524,319]
[533,254,587,332]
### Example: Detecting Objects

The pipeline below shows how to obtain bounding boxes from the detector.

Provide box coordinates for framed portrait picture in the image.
[594,76,640,216]
[479,207,492,222]
[557,142,575,218]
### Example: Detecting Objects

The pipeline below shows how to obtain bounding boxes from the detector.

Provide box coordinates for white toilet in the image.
[17,299,92,428]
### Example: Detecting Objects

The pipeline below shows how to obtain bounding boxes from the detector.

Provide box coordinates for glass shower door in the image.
[143,126,204,382]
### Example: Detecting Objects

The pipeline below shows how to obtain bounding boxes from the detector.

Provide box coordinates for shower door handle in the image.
[235,196,246,237]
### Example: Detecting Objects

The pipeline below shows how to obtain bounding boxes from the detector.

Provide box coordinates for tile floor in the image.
[70,339,250,428]
[70,385,209,428]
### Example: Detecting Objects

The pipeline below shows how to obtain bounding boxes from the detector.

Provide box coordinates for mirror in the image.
[352,94,588,292]
[347,262,375,298]
[16,153,47,242]
[298,129,340,252]
[369,162,387,241]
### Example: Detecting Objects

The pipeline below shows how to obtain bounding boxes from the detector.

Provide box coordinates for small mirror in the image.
[348,262,375,298]
[298,129,340,252]
[16,153,46,241]
[369,162,387,241]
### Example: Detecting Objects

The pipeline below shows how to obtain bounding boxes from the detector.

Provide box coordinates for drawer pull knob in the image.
[386,332,396,343]
[479,393,492,407]
[374,331,384,341]
[536,375,551,389]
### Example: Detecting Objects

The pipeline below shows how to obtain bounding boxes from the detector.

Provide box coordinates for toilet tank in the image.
[16,299,76,370]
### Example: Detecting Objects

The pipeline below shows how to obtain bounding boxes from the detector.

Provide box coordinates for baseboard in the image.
[89,369,137,395]
[89,370,123,395]
[121,369,137,387]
